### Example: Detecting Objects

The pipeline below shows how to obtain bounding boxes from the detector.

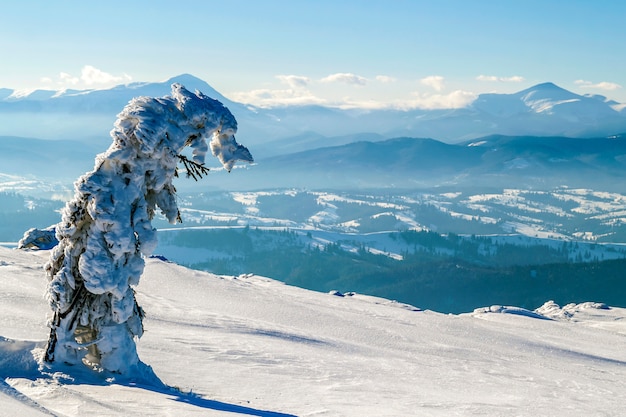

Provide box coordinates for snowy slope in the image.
[1,246,626,416]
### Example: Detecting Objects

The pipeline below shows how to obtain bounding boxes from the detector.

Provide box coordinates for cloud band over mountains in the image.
[41,65,132,88]
[14,67,626,111]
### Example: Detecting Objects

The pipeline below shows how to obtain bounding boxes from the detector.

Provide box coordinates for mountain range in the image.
[1,74,625,151]
[245,133,626,190]
[2,74,626,191]
[4,132,626,191]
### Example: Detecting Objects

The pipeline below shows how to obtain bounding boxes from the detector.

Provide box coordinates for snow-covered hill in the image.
[2,246,626,416]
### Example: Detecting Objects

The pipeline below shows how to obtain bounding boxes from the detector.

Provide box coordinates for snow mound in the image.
[17,226,57,250]
[534,300,626,336]
[535,300,609,318]
[472,305,550,320]
[328,290,421,311]
[0,337,41,379]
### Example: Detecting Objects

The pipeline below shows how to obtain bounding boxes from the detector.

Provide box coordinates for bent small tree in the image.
[44,83,253,373]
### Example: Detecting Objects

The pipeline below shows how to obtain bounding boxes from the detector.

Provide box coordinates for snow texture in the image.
[43,84,253,373]
[1,246,626,416]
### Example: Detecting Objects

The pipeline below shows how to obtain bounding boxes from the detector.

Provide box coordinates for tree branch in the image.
[177,154,210,181]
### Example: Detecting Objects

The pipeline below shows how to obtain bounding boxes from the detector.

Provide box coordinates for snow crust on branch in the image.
[44,83,253,373]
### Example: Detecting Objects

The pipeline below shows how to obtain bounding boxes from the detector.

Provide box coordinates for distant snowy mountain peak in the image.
[0,74,228,105]
[471,82,573,116]
[1,76,626,143]
[520,81,573,96]
[165,73,211,86]
[517,83,583,114]
[470,81,622,129]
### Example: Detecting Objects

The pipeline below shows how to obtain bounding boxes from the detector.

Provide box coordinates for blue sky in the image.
[2,0,625,108]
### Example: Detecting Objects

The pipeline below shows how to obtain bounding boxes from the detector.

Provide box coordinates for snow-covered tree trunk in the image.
[43,84,253,373]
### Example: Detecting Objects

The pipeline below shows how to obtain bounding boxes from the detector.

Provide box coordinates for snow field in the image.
[1,246,626,415]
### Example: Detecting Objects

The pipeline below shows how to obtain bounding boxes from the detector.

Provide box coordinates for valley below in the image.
[4,184,626,313]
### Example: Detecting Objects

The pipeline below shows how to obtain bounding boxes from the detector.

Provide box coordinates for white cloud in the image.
[321,73,368,86]
[229,88,326,108]
[80,65,132,86]
[276,74,311,89]
[500,76,525,82]
[477,75,525,83]
[59,72,79,85]
[575,79,622,91]
[420,75,445,92]
[46,66,132,89]
[231,74,316,106]
[375,75,396,83]
[404,90,477,110]
[230,74,478,109]
[230,86,478,110]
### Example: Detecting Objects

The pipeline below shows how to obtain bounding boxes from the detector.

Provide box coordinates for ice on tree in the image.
[43,83,253,374]
[17,226,58,250]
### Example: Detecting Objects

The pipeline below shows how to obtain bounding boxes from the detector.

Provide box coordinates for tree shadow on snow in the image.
[0,337,297,417]
[127,366,298,417]
[160,388,298,417]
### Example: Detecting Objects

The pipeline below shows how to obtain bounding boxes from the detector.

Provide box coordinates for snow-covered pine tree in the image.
[43,83,253,373]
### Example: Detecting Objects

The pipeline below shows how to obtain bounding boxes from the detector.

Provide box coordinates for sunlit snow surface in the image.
[1,246,626,416]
